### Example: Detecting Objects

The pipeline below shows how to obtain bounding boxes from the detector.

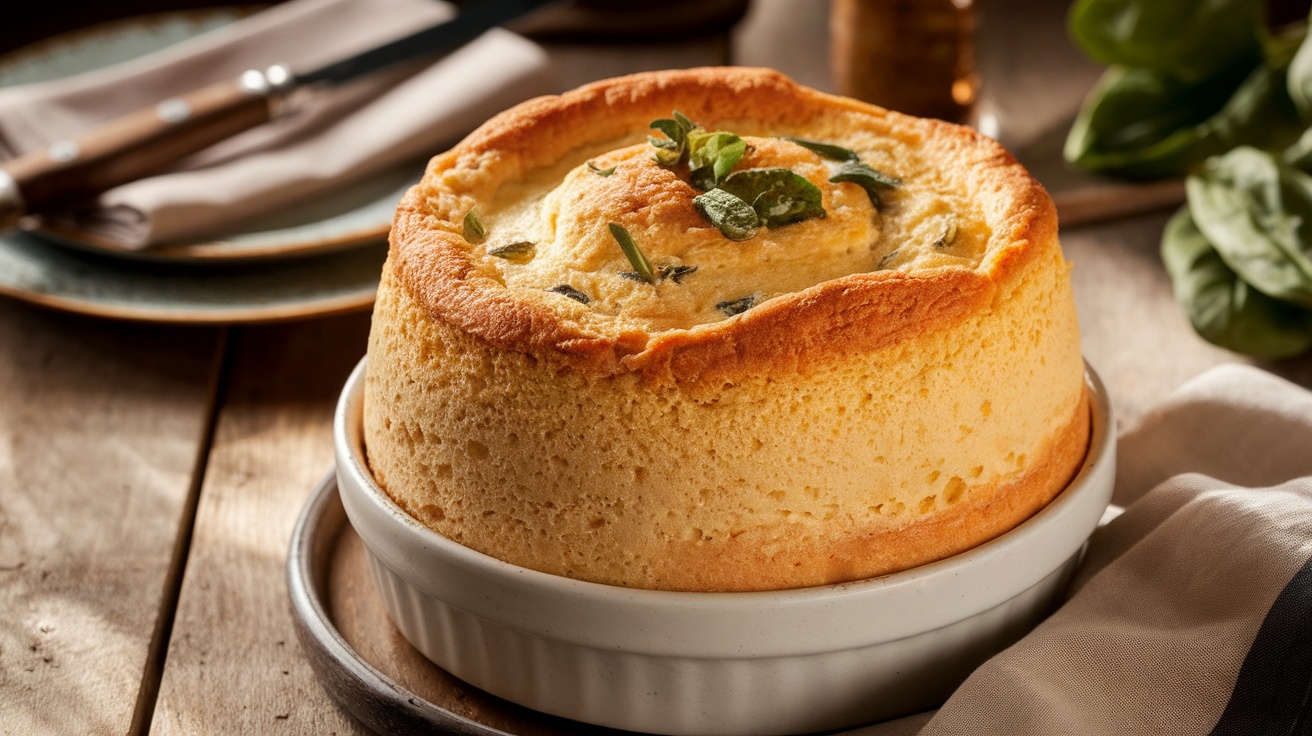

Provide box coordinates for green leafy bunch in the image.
[1066,0,1312,359]
[648,112,828,240]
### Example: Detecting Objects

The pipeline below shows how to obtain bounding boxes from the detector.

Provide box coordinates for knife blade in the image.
[0,0,558,231]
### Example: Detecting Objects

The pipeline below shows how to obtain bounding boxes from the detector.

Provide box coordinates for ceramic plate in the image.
[0,7,413,263]
[0,9,406,322]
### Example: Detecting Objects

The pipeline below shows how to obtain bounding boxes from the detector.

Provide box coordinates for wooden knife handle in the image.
[0,65,294,225]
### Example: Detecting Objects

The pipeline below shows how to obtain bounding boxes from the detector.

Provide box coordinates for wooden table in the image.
[2,1,1310,734]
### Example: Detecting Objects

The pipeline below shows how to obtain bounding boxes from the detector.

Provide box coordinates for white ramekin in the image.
[336,358,1115,735]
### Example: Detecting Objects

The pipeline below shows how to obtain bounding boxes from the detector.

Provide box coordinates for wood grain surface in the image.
[1,1,1311,735]
[0,302,221,735]
[147,314,370,735]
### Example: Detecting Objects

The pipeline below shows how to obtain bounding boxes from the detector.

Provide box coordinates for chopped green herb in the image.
[878,250,901,270]
[648,111,699,166]
[779,136,860,162]
[934,220,958,249]
[547,285,590,304]
[659,264,698,283]
[717,293,760,317]
[488,241,535,263]
[587,161,616,177]
[626,264,699,283]
[829,162,902,209]
[720,168,826,227]
[462,209,487,244]
[693,188,760,241]
[608,223,656,284]
[688,130,747,189]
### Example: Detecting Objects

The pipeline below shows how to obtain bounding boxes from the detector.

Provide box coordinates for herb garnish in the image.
[688,130,748,190]
[779,136,861,162]
[878,250,901,270]
[720,168,826,227]
[829,162,903,209]
[608,223,656,284]
[488,241,535,263]
[716,294,760,317]
[462,209,487,244]
[587,161,616,177]
[622,264,699,283]
[649,111,698,166]
[659,264,698,283]
[693,188,760,241]
[547,285,590,304]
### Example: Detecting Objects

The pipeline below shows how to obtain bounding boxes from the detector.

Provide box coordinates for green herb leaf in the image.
[1068,0,1262,83]
[1064,56,1302,179]
[1161,206,1312,360]
[829,162,902,209]
[462,209,486,244]
[779,136,860,162]
[688,130,747,189]
[1186,147,1312,308]
[878,250,901,270]
[716,293,760,317]
[659,264,698,283]
[608,223,656,284]
[547,285,590,304]
[488,241,535,263]
[719,168,826,227]
[648,111,699,166]
[587,161,616,177]
[693,188,760,241]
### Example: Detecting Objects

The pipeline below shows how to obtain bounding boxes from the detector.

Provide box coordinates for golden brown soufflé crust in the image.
[364,67,1090,592]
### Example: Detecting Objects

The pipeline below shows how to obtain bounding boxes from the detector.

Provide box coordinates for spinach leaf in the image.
[718,168,826,227]
[1068,0,1263,82]
[693,188,760,241]
[1187,147,1312,307]
[1065,55,1300,178]
[1161,207,1312,360]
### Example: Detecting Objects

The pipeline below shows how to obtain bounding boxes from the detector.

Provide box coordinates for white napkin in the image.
[856,364,1312,735]
[0,0,555,249]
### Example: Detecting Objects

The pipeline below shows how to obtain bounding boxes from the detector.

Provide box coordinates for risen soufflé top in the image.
[395,67,1034,368]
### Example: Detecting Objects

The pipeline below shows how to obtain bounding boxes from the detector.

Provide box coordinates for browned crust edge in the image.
[388,67,1059,387]
[642,386,1093,592]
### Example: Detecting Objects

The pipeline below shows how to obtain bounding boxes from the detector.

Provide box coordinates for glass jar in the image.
[830,0,979,124]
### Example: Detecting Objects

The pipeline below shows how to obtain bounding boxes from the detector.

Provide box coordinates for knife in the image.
[0,0,556,230]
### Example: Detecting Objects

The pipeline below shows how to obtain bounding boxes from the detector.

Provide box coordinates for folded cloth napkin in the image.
[0,0,555,249]
[856,363,1312,736]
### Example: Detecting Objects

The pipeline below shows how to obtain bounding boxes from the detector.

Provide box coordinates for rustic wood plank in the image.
[147,313,371,735]
[0,300,221,735]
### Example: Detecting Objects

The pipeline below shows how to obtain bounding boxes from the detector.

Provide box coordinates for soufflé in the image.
[362,67,1089,592]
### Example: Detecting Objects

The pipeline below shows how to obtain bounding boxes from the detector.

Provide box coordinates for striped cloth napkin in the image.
[0,0,554,249]
[861,363,1312,735]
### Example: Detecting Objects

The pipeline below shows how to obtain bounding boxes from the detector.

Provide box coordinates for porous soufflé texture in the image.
[364,67,1089,592]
